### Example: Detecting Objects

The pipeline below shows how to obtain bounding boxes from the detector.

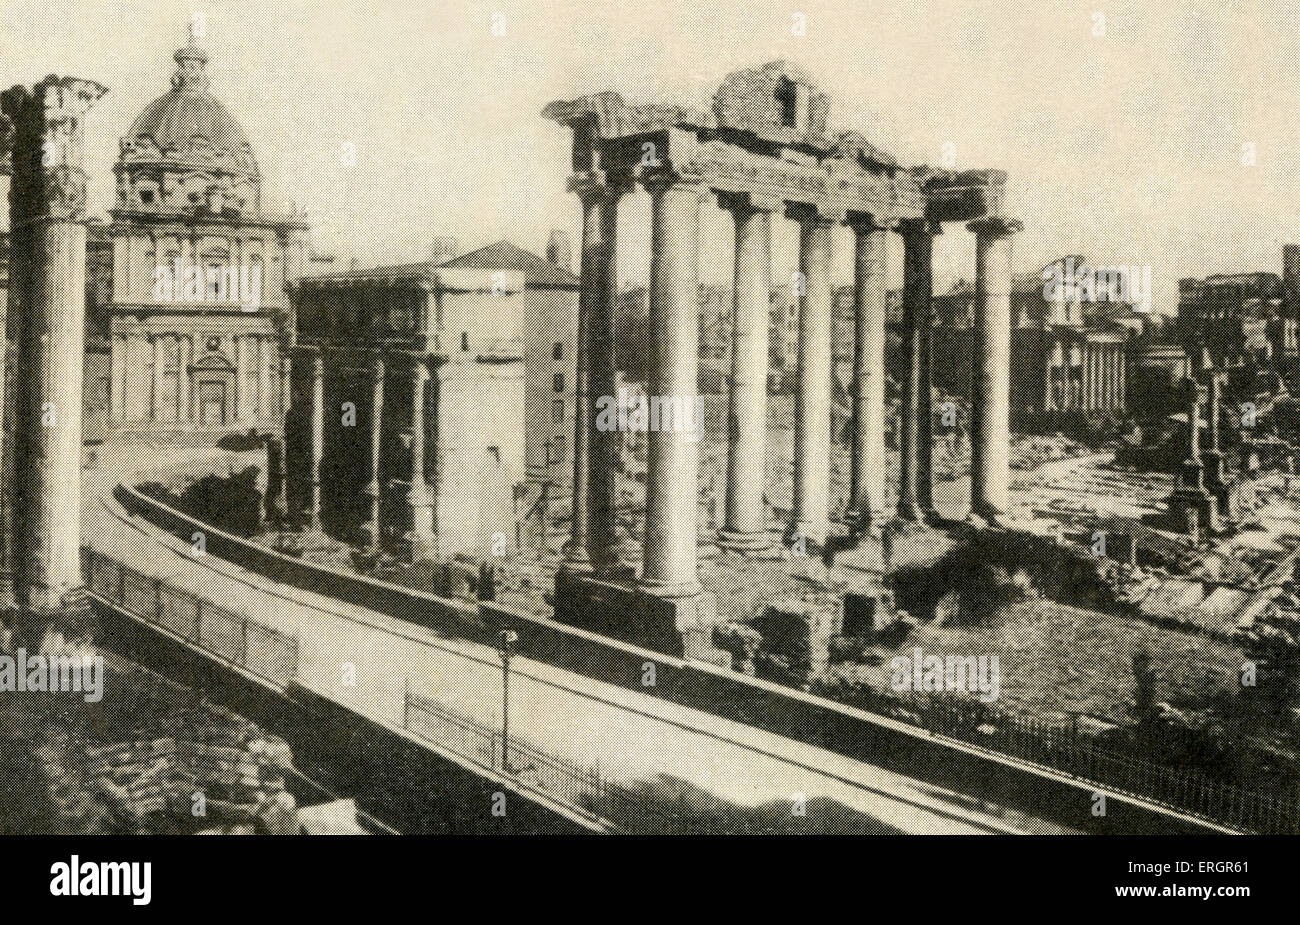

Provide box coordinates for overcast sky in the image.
[5,0,1300,312]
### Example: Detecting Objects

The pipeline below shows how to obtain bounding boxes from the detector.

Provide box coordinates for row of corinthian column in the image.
[563,165,1022,599]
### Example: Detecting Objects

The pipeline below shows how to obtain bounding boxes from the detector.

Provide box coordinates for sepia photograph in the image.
[0,0,1285,908]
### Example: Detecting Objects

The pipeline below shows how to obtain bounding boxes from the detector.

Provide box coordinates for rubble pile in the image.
[80,724,299,834]
[25,671,305,835]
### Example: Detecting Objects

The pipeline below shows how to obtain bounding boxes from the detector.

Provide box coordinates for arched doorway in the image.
[192,353,237,429]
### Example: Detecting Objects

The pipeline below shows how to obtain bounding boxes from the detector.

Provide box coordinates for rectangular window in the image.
[553,372,565,393]
[552,342,564,361]
[552,398,565,423]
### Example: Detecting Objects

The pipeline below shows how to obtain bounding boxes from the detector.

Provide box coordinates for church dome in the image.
[116,36,261,213]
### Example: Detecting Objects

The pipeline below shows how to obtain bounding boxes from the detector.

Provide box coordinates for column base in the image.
[559,544,595,576]
[715,527,771,552]
[636,574,703,600]
[967,504,1010,530]
[783,520,827,554]
[9,588,96,652]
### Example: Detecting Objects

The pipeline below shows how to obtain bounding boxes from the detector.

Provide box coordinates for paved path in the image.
[82,468,1078,834]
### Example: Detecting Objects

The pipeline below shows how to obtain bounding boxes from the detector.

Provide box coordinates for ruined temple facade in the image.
[544,61,1016,658]
[105,36,311,435]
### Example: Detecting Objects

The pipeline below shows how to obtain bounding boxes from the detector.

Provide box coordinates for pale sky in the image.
[5,0,1300,312]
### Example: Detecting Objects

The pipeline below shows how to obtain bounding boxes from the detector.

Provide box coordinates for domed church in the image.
[105,32,314,435]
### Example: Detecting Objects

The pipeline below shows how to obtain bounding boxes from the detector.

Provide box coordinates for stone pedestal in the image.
[554,569,726,666]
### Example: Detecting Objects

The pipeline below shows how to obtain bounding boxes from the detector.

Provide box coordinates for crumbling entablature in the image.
[544,62,1006,228]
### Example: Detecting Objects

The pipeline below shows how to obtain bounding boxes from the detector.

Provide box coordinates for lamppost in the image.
[497,628,518,773]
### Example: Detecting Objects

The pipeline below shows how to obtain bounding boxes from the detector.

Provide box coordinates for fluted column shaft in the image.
[969,217,1023,522]
[719,193,775,550]
[848,217,890,526]
[640,172,704,596]
[587,178,626,572]
[4,76,107,618]
[564,178,601,572]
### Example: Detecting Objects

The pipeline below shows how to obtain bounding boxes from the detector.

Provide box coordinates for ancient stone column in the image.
[3,76,107,625]
[360,357,385,549]
[1114,348,1123,409]
[178,335,191,423]
[265,436,287,525]
[110,332,126,421]
[1081,344,1091,411]
[718,192,777,551]
[562,174,602,573]
[896,220,928,520]
[639,170,705,597]
[1042,339,1054,414]
[847,215,889,527]
[258,336,272,425]
[1202,365,1225,486]
[151,334,165,421]
[405,358,435,560]
[968,217,1023,523]
[915,224,939,516]
[784,207,836,548]
[586,176,628,572]
[307,351,325,532]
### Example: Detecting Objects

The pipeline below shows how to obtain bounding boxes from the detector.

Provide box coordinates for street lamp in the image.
[497,628,518,773]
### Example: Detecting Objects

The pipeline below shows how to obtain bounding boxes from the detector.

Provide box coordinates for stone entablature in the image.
[294,267,525,364]
[544,62,1006,227]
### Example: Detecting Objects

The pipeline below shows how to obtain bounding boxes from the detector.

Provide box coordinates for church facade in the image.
[105,36,314,435]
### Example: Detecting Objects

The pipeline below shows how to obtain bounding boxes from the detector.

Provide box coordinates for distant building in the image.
[930,256,1135,422]
[105,36,318,436]
[1177,263,1294,374]
[289,258,527,562]
[436,236,579,496]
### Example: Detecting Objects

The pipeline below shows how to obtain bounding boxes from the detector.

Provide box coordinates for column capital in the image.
[2,76,107,224]
[568,169,633,203]
[786,201,844,227]
[845,212,894,235]
[897,216,943,239]
[640,165,707,197]
[716,190,783,217]
[967,215,1023,238]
